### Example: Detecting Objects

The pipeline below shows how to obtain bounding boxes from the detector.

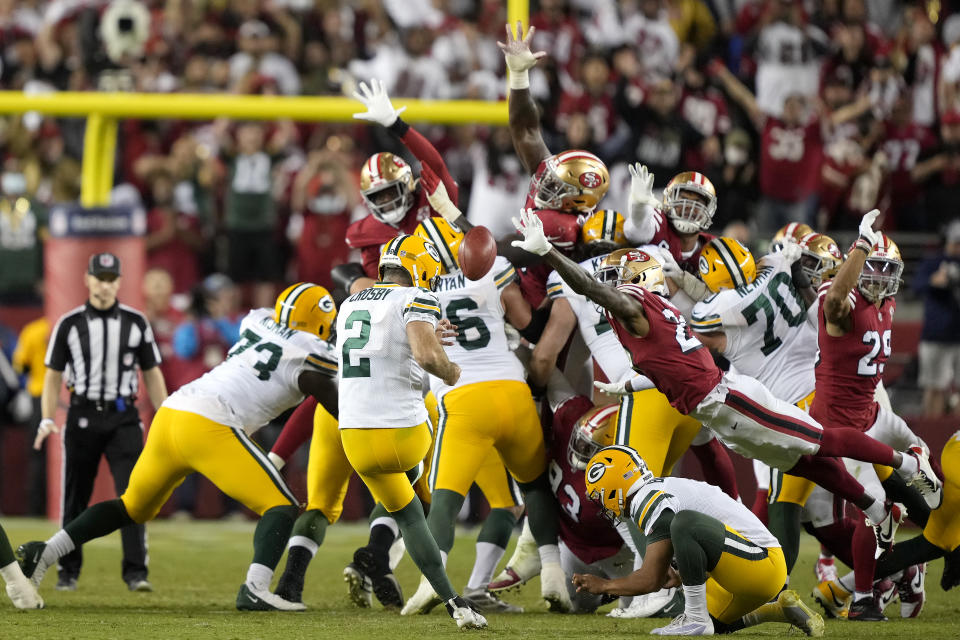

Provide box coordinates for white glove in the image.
[497,21,546,90]
[661,251,710,300]
[857,208,881,248]
[352,78,405,128]
[594,380,630,396]
[511,209,552,256]
[629,163,658,209]
[425,179,462,224]
[778,236,802,264]
[267,452,285,470]
[33,418,59,451]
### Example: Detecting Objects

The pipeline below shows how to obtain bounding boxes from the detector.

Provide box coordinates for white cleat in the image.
[867,502,905,556]
[400,575,441,615]
[651,613,714,636]
[236,582,306,611]
[779,589,824,637]
[540,562,572,613]
[903,445,943,509]
[607,588,676,618]
[488,521,540,592]
[446,596,488,629]
[6,578,44,610]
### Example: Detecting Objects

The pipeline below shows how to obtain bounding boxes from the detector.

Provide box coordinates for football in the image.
[458,226,497,280]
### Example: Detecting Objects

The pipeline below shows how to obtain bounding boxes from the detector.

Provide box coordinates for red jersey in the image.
[759,117,822,202]
[644,208,715,275]
[880,121,936,223]
[811,287,896,432]
[549,395,624,564]
[345,126,459,277]
[607,285,722,414]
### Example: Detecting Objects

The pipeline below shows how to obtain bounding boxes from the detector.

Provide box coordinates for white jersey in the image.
[630,476,780,549]
[165,308,337,435]
[429,257,525,399]
[336,283,440,429]
[690,252,817,404]
[546,254,633,384]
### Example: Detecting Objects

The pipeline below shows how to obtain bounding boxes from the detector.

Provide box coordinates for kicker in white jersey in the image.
[164,308,338,435]
[336,282,441,429]
[429,256,525,398]
[690,252,817,405]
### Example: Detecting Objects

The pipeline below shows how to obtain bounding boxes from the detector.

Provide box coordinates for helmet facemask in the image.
[363,181,414,225]
[532,163,579,211]
[664,186,715,234]
[858,257,902,302]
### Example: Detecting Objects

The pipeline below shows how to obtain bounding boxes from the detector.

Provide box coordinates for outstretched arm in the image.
[498,22,551,173]
[823,209,878,333]
[573,538,675,597]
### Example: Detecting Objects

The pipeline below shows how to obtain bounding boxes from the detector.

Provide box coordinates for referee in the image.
[35,253,168,592]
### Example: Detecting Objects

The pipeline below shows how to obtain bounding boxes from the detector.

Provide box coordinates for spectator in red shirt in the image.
[877,91,937,229]
[557,52,618,146]
[144,169,201,295]
[530,0,584,84]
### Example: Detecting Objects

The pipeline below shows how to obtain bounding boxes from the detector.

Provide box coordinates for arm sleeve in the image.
[397,124,459,205]
[136,320,162,369]
[623,205,662,246]
[270,396,317,460]
[403,289,442,327]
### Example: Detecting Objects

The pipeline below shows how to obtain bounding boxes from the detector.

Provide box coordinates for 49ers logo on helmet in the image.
[579,172,602,188]
[627,249,651,262]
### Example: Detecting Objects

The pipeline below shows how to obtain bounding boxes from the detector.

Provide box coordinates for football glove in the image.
[511,209,552,256]
[352,78,405,128]
[497,21,546,90]
[856,208,881,252]
[629,163,658,209]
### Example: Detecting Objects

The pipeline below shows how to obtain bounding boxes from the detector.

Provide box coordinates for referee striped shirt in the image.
[45,302,162,402]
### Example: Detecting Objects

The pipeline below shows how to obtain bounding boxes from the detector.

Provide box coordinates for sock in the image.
[788,456,870,506]
[252,505,298,569]
[852,516,878,593]
[751,489,769,524]
[369,517,399,552]
[742,600,788,627]
[426,489,464,554]
[863,499,886,524]
[476,508,516,549]
[43,530,76,567]
[881,473,930,528]
[246,562,273,590]
[671,511,725,585]
[808,517,856,569]
[537,544,560,566]
[504,517,534,567]
[819,547,834,561]
[290,509,329,547]
[766,502,802,572]
[0,524,14,567]
[467,542,506,590]
[818,427,896,465]
[837,571,855,593]
[682,583,709,621]
[0,561,26,585]
[517,473,560,547]
[853,590,871,602]
[897,453,918,476]
[63,498,134,546]
[392,495,457,601]
[691,439,739,499]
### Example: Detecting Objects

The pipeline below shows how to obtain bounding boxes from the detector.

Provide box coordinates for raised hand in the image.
[857,208,881,248]
[511,209,552,256]
[421,165,462,224]
[497,21,546,90]
[352,78,405,128]
[629,163,658,208]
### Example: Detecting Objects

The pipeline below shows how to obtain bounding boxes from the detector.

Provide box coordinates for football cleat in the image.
[814,556,839,584]
[847,595,887,622]
[607,588,679,619]
[15,541,50,587]
[896,563,926,618]
[874,578,897,612]
[400,575,442,615]
[352,545,404,609]
[650,613,714,636]
[540,562,573,613]
[942,548,960,591]
[779,590,824,637]
[867,502,905,555]
[343,563,373,608]
[5,577,44,610]
[488,522,540,592]
[126,578,153,592]
[445,595,488,629]
[902,446,943,509]
[811,580,851,619]
[462,586,523,613]
[56,576,77,591]
[236,582,306,611]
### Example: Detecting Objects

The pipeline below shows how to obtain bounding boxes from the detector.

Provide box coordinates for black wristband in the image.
[517,305,551,344]
[386,117,410,138]
[331,262,368,294]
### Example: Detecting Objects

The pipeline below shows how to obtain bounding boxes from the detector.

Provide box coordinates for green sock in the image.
[670,510,725,584]
[291,509,329,546]
[252,505,298,569]
[64,498,135,545]
[393,495,456,601]
[426,489,464,554]
[477,508,517,548]
[517,473,559,546]
[766,502,802,572]
[0,523,14,566]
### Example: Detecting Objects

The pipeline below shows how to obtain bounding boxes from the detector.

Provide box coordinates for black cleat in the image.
[274,570,304,604]
[942,548,960,592]
[15,541,49,586]
[352,545,404,609]
[847,596,887,622]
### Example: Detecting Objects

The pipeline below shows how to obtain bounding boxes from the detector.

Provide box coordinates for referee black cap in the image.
[88,252,122,280]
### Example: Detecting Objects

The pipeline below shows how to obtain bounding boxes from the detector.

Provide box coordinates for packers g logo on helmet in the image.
[580,209,627,250]
[415,217,463,274]
[274,282,337,340]
[379,234,443,291]
[699,237,756,293]
[584,445,655,522]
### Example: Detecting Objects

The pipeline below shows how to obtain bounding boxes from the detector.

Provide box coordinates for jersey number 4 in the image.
[858,329,891,376]
[227,329,282,381]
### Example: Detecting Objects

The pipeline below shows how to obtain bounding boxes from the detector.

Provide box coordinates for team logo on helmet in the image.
[580,172,602,188]
[698,255,708,275]
[628,249,651,262]
[587,461,608,484]
[424,241,441,263]
[318,295,335,312]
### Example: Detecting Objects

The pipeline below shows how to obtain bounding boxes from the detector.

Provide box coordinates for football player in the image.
[334,234,485,629]
[0,522,42,609]
[18,284,342,611]
[399,213,571,615]
[809,210,940,621]
[572,446,824,637]
[511,209,939,544]
[331,79,461,296]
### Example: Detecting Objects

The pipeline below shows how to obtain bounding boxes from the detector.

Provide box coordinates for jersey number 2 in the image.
[858,329,891,376]
[341,310,372,378]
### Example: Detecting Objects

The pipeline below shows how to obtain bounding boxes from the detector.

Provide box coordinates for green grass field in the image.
[1,518,958,639]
